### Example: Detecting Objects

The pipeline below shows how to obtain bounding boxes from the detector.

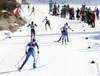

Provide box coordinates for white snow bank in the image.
[16,0,22,4]
[0,31,11,41]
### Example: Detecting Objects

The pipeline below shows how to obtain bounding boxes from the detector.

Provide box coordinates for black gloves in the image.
[37,51,39,54]
[26,52,28,55]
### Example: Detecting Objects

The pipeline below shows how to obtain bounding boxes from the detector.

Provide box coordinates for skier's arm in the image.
[26,24,30,27]
[60,27,63,30]
[35,43,39,54]
[68,26,74,31]
[42,18,46,22]
[35,23,38,27]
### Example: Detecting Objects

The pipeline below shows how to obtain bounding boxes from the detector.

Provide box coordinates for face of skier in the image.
[64,24,67,26]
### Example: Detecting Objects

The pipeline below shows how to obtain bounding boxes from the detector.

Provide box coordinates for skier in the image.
[57,22,73,43]
[42,16,52,30]
[30,6,35,16]
[27,21,38,38]
[62,25,68,45]
[18,38,39,71]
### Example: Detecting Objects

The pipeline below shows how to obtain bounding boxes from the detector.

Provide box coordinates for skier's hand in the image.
[25,52,27,55]
[25,49,27,55]
[72,30,74,31]
[37,51,39,54]
[26,24,30,27]
[25,52,28,55]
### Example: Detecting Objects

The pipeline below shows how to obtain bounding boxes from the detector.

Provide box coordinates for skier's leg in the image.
[45,23,47,30]
[62,35,64,45]
[67,35,69,42]
[20,52,31,70]
[48,23,52,30]
[48,24,51,29]
[31,29,35,38]
[65,39,67,45]
[31,32,33,38]
[33,29,35,38]
[57,36,62,42]
[31,50,36,68]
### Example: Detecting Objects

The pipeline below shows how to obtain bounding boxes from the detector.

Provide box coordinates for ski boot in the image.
[18,67,22,72]
[45,27,47,30]
[18,64,24,71]
[33,63,36,69]
[65,40,67,45]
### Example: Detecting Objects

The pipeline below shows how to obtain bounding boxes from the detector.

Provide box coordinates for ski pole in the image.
[15,55,25,67]
[36,53,39,65]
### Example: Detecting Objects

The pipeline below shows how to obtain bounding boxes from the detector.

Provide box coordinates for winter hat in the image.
[31,21,34,24]
[33,38,36,42]
[66,22,68,25]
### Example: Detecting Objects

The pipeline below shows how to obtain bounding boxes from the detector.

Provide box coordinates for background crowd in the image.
[51,3,99,28]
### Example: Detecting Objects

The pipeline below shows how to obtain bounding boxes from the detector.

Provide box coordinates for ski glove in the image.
[72,30,74,31]
[26,52,28,55]
[37,51,39,54]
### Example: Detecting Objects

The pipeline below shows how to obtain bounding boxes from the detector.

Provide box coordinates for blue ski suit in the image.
[20,41,39,69]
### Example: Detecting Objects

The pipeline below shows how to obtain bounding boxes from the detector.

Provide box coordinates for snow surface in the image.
[0,2,100,76]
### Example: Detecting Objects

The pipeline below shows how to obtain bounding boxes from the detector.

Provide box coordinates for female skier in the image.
[42,16,52,30]
[27,21,37,38]
[18,38,39,71]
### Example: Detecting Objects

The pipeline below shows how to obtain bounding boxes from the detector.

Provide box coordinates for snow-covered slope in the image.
[0,3,100,76]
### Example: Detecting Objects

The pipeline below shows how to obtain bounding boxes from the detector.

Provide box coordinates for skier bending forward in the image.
[61,23,73,45]
[19,38,39,71]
